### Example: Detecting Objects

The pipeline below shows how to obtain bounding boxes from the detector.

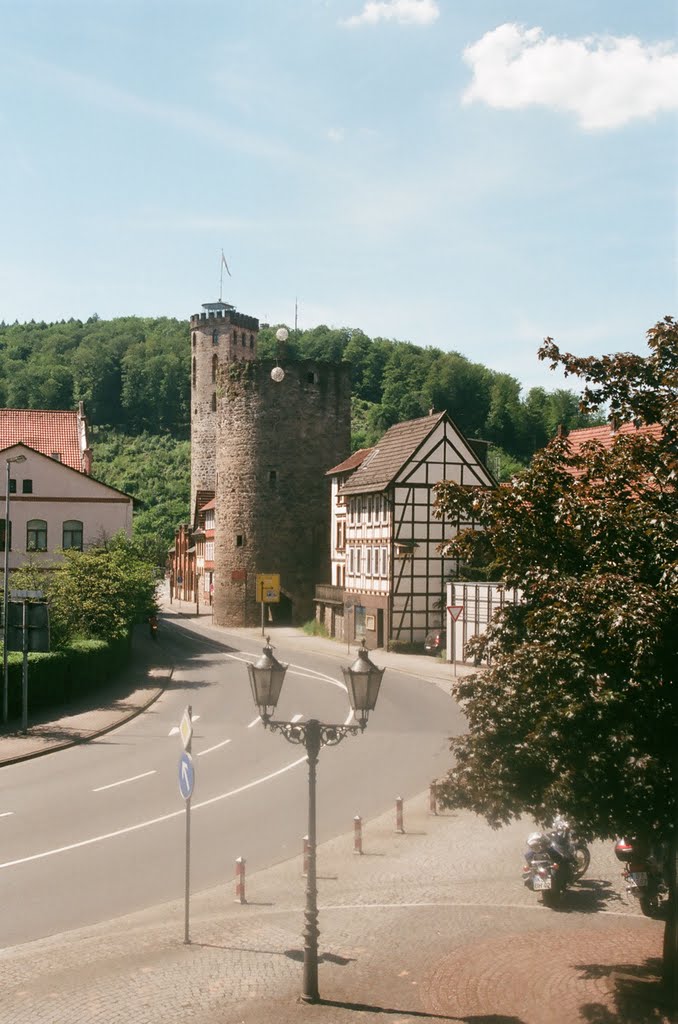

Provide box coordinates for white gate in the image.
[445,582,521,665]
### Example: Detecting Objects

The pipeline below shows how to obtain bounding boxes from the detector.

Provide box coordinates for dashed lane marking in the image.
[93,771,157,793]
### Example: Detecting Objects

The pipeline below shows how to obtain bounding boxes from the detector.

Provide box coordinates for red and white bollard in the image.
[430,779,438,815]
[395,796,405,834]
[235,856,247,904]
[302,835,310,876]
[354,815,363,855]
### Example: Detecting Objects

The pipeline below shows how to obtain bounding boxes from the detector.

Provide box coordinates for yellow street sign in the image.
[256,573,280,603]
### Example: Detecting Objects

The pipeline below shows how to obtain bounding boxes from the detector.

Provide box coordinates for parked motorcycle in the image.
[522,817,590,908]
[614,836,668,919]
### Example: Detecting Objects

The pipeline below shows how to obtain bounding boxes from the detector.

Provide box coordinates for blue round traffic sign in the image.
[178,751,194,800]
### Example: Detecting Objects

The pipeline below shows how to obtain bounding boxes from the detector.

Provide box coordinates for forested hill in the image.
[0,315,600,563]
[0,315,598,456]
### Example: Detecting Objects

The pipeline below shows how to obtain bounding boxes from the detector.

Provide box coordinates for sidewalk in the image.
[1,613,673,1023]
[0,626,171,767]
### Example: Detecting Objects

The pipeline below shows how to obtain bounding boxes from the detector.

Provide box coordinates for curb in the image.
[0,667,172,768]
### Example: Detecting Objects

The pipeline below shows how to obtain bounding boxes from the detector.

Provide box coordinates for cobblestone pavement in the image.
[1,791,672,1024]
[1,612,674,1022]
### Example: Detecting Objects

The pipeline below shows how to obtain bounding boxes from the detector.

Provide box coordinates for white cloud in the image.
[327,127,345,143]
[462,24,678,130]
[343,0,439,29]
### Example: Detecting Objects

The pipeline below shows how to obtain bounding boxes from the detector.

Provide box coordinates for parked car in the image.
[424,629,446,656]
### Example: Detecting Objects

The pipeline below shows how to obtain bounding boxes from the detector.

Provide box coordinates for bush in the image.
[5,635,131,718]
[302,619,329,638]
[388,639,426,655]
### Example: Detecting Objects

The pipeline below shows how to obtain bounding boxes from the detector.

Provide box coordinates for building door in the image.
[377,609,384,648]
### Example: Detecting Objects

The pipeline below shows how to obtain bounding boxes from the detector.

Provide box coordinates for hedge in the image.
[4,636,131,720]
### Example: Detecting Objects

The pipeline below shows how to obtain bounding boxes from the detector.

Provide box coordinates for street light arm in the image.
[261,717,364,749]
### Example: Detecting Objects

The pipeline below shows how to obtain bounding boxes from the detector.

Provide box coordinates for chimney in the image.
[82,448,93,475]
[556,424,569,438]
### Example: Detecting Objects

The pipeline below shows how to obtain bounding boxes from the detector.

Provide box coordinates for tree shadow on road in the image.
[576,956,675,1023]
[548,878,625,915]
[319,1002,524,1023]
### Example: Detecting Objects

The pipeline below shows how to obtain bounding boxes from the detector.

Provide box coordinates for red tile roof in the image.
[0,409,83,471]
[325,448,374,476]
[565,422,663,455]
[200,497,216,511]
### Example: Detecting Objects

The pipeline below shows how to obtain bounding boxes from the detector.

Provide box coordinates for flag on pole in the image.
[221,252,232,277]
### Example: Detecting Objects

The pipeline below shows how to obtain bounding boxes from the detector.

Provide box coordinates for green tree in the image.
[47,537,159,646]
[434,317,678,988]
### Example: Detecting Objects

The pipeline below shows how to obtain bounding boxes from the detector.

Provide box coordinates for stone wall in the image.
[213,360,351,626]
[190,309,259,513]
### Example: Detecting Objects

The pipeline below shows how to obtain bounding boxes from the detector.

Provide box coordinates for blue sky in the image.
[1,0,676,391]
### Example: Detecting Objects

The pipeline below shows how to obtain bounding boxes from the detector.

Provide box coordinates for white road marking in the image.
[224,652,347,692]
[93,770,157,793]
[0,756,307,870]
[168,713,200,736]
[247,716,261,728]
[197,739,232,757]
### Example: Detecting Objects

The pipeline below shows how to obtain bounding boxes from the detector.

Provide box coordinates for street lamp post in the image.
[3,453,26,723]
[247,637,384,1004]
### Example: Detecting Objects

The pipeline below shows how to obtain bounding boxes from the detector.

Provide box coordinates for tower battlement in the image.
[190,309,259,331]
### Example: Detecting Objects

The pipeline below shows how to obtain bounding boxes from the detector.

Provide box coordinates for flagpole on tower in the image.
[219,250,231,303]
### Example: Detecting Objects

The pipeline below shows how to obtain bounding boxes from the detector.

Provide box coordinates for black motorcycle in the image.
[614,836,668,918]
[523,818,590,908]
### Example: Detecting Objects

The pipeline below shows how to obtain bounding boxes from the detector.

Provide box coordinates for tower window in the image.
[307,371,319,384]
[192,357,196,386]
[241,332,246,347]
[211,392,217,412]
[212,353,218,382]
[212,330,219,346]
[192,332,196,348]
[269,470,277,483]
[236,534,244,547]
[249,335,254,349]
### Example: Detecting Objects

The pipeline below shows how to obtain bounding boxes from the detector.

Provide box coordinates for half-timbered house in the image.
[316,411,496,650]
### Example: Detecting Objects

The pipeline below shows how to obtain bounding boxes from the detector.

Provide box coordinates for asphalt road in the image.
[0,619,463,947]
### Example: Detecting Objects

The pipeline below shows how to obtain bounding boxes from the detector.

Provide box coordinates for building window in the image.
[356,548,361,574]
[211,392,217,412]
[22,479,33,494]
[349,547,354,574]
[366,548,372,575]
[249,334,254,349]
[307,371,319,384]
[241,332,246,347]
[192,357,196,386]
[381,547,388,576]
[212,354,218,382]
[63,519,83,550]
[0,520,11,552]
[212,330,219,346]
[269,469,277,483]
[27,519,47,552]
[192,331,196,347]
[8,479,16,494]
[236,534,244,547]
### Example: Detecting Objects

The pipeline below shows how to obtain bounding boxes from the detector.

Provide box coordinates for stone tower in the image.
[213,358,351,627]
[190,301,259,511]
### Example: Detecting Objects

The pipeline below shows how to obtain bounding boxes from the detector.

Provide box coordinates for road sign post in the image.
[177,705,193,944]
[256,574,280,636]
[447,605,464,676]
